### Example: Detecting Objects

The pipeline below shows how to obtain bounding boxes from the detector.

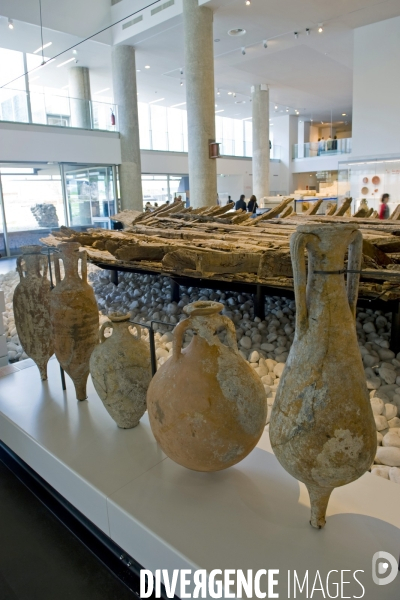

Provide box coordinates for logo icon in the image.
[372,551,399,586]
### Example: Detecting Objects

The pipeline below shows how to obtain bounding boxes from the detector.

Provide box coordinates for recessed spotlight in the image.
[318,23,323,33]
[286,108,289,112]
[136,69,141,72]
[228,91,233,95]
[263,40,268,49]
[180,80,183,86]
[274,105,278,110]
[233,93,236,97]
[245,0,251,5]
[8,18,14,29]
[241,47,246,55]
[72,49,78,55]
[217,89,220,95]
[228,28,246,36]
[342,113,347,116]
[306,28,310,35]
[294,32,298,39]
[145,65,150,69]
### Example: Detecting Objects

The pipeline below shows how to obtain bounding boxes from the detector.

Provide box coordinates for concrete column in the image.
[252,84,270,200]
[68,67,92,129]
[112,45,143,212]
[182,0,217,208]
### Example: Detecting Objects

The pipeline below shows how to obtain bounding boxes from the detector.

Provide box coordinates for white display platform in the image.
[0,359,400,599]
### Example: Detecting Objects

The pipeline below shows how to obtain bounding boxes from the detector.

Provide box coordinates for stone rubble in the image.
[1,265,400,485]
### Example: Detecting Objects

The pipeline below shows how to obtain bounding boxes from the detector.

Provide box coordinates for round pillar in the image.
[68,67,92,129]
[182,0,217,208]
[112,45,143,212]
[252,84,270,200]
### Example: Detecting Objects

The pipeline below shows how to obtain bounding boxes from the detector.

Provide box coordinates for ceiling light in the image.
[149,97,165,104]
[306,28,310,35]
[57,57,75,67]
[95,88,110,95]
[241,47,246,55]
[263,40,268,49]
[228,28,246,36]
[171,102,186,108]
[245,0,251,5]
[294,32,298,39]
[217,89,220,96]
[342,113,347,116]
[228,91,233,95]
[136,69,141,72]
[180,81,184,86]
[274,105,278,110]
[215,109,225,113]
[233,93,236,97]
[286,108,289,112]
[180,68,183,75]
[72,49,78,55]
[8,18,14,29]
[145,65,150,69]
[33,42,52,54]
[318,24,323,33]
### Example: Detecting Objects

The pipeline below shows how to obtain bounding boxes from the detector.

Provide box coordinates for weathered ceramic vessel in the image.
[13,245,53,380]
[50,242,99,400]
[90,314,151,428]
[147,301,267,472]
[269,224,377,528]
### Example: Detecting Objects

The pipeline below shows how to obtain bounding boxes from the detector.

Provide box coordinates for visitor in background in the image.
[247,195,258,214]
[235,194,247,211]
[332,135,338,151]
[228,195,234,204]
[379,193,390,219]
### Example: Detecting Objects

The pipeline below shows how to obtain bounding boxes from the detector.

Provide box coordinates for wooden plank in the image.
[335,197,352,216]
[304,199,323,215]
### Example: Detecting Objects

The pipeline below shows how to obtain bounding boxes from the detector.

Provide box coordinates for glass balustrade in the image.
[293,138,352,159]
[0,87,118,132]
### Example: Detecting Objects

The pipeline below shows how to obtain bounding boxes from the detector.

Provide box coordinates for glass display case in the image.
[338,156,400,214]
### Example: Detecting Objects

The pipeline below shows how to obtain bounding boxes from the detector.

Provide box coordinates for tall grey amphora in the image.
[50,242,99,400]
[270,223,376,528]
[13,245,53,380]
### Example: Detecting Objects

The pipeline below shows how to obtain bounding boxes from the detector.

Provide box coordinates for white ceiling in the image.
[1,0,400,122]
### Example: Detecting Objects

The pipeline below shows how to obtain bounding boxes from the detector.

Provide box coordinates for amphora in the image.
[13,245,53,379]
[90,314,151,428]
[50,242,98,400]
[147,301,267,472]
[269,224,377,528]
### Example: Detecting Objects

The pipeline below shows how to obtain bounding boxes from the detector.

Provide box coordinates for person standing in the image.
[235,194,247,211]
[379,193,390,219]
[247,195,258,214]
[228,195,234,204]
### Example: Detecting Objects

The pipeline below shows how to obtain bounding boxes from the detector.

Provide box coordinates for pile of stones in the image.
[30,204,59,228]
[2,265,400,484]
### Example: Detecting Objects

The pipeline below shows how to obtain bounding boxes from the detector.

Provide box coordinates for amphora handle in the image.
[99,321,113,343]
[347,230,363,318]
[290,231,311,337]
[173,313,238,359]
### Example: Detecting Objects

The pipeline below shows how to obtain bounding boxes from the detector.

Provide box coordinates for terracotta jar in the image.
[13,245,54,380]
[269,224,377,529]
[90,314,152,428]
[50,242,99,400]
[147,301,267,472]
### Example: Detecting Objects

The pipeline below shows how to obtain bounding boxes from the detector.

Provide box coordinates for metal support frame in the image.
[92,260,400,353]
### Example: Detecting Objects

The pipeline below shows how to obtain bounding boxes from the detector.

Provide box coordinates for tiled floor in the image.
[0,460,134,600]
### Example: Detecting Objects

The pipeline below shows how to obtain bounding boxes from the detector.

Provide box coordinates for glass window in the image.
[64,165,116,229]
[167,108,184,152]
[244,121,253,157]
[233,119,244,157]
[142,175,169,206]
[138,103,151,149]
[0,49,28,123]
[0,165,65,255]
[150,105,168,151]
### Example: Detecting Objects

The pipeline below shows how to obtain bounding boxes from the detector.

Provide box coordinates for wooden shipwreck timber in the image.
[42,198,400,301]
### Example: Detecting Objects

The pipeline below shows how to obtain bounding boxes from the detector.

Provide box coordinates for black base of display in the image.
[0,441,179,600]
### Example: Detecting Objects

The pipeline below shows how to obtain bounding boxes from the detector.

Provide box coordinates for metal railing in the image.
[0,87,118,132]
[293,138,352,159]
